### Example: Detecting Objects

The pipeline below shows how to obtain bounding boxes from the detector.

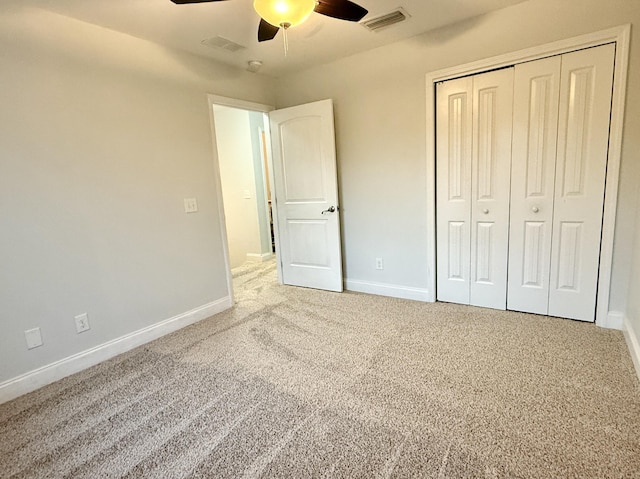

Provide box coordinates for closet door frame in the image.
[426,25,631,328]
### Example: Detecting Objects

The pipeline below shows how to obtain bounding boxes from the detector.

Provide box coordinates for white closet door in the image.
[469,68,514,309]
[507,56,561,314]
[436,77,473,304]
[548,44,615,321]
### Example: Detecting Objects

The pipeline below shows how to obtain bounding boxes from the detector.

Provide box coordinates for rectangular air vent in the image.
[362,8,409,32]
[201,36,246,52]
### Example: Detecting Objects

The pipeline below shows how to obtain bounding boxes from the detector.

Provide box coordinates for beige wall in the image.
[0,7,274,383]
[275,0,640,316]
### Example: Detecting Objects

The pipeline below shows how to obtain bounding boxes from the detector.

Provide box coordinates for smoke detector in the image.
[247,60,263,73]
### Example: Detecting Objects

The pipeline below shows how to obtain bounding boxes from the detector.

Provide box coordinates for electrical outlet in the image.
[75,313,90,334]
[184,198,198,213]
[375,257,384,270]
[24,328,43,349]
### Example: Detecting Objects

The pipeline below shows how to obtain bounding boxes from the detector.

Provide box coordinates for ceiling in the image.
[20,0,527,77]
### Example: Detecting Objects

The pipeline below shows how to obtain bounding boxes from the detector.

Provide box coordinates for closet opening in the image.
[425,26,630,327]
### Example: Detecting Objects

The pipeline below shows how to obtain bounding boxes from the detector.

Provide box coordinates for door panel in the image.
[522,221,546,287]
[270,99,343,292]
[548,44,615,321]
[469,68,514,309]
[280,117,326,201]
[287,220,330,267]
[436,77,473,304]
[507,56,561,314]
[556,221,583,290]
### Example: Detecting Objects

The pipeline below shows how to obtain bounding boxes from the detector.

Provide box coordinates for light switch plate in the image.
[184,198,198,213]
[24,328,43,350]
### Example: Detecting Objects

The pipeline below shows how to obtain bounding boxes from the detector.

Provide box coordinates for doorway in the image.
[212,104,274,269]
[209,96,344,298]
[209,96,277,303]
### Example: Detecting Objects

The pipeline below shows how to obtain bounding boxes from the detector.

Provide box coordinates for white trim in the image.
[601,311,625,330]
[207,96,235,303]
[345,279,430,302]
[595,25,631,327]
[261,113,283,285]
[208,95,274,113]
[246,252,275,263]
[623,316,640,384]
[425,25,631,326]
[0,298,231,405]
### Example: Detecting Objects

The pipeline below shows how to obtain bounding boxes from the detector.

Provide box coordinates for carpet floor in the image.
[1,261,639,478]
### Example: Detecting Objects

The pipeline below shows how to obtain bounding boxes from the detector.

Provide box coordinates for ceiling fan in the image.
[170,0,368,43]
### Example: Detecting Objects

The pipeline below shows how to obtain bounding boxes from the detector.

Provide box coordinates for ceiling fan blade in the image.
[170,0,227,4]
[314,0,368,22]
[258,18,280,42]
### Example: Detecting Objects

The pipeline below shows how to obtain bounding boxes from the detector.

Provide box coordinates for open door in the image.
[269,99,343,292]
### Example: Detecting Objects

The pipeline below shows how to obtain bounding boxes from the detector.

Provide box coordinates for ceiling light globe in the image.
[254,0,316,28]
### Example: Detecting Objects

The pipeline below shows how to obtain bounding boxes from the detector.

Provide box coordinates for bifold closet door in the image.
[436,76,473,305]
[548,44,615,321]
[507,44,615,321]
[507,56,562,315]
[436,69,513,309]
[469,69,514,309]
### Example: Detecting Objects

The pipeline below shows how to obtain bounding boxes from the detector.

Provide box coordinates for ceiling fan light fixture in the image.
[253,0,316,28]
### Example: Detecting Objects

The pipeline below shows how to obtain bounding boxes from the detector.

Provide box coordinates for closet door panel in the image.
[548,44,615,321]
[507,56,561,314]
[469,68,514,310]
[436,77,473,304]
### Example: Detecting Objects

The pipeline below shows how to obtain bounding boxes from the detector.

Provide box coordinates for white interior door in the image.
[269,99,343,292]
[548,44,615,321]
[436,77,473,305]
[469,68,514,309]
[507,56,561,314]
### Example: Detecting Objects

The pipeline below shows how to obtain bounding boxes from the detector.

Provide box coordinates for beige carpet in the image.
[1,261,639,478]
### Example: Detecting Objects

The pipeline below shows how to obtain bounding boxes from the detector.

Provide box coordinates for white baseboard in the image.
[623,315,640,384]
[599,310,624,330]
[0,297,232,405]
[246,253,274,263]
[345,279,430,302]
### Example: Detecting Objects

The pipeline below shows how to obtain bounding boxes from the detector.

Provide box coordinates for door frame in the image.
[426,25,631,328]
[206,94,283,302]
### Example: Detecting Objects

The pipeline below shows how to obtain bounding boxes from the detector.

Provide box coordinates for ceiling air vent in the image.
[362,8,409,32]
[201,36,246,53]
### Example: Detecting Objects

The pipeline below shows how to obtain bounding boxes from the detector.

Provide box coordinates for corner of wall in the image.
[623,315,640,384]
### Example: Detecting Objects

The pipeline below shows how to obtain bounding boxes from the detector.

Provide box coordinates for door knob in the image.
[532,206,540,213]
[482,208,489,214]
[322,206,336,214]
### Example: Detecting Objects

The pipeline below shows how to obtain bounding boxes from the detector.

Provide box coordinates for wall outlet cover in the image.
[24,328,43,349]
[75,313,90,334]
[184,198,198,213]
